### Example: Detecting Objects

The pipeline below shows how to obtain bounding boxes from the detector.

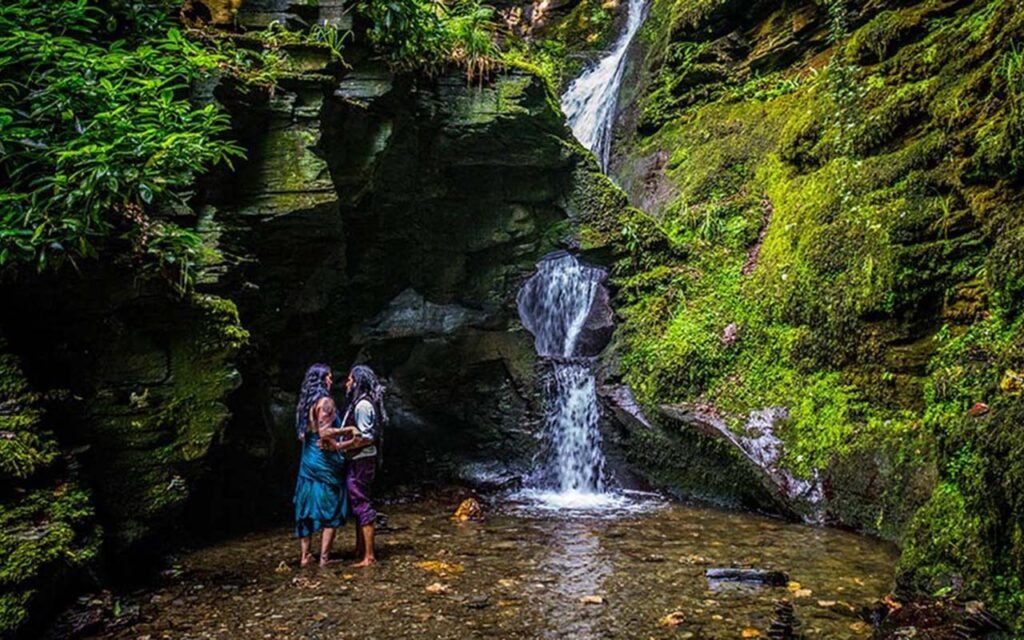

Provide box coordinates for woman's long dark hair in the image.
[344,364,387,425]
[295,363,332,440]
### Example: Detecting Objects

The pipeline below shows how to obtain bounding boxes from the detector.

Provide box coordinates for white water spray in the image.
[561,0,650,170]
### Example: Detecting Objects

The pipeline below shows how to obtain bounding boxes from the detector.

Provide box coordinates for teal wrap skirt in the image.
[294,436,348,538]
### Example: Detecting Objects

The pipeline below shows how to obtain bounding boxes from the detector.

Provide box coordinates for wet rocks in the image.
[659,403,822,520]
[767,599,801,640]
[452,498,483,522]
[352,289,490,342]
[705,568,790,587]
[872,597,1009,640]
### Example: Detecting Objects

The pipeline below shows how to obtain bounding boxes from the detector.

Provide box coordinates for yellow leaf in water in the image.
[579,595,605,605]
[817,600,836,607]
[416,560,465,575]
[659,611,686,626]
[742,628,761,638]
[849,621,870,634]
[787,581,802,592]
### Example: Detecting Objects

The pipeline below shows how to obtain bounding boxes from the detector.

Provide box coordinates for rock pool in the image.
[86,495,897,639]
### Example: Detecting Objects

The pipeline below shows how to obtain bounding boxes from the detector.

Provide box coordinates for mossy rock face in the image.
[576,0,1024,624]
[0,337,101,639]
[202,64,631,491]
[0,277,247,563]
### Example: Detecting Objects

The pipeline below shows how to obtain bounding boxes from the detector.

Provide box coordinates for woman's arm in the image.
[314,397,343,450]
[337,433,372,451]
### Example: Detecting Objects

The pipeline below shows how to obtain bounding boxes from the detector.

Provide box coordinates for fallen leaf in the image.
[742,628,761,638]
[660,611,686,626]
[883,594,903,610]
[817,600,836,607]
[1001,369,1023,394]
[274,561,290,574]
[425,582,450,594]
[794,588,812,598]
[849,621,870,634]
[290,577,320,590]
[416,561,465,575]
[787,581,802,592]
[579,595,604,605]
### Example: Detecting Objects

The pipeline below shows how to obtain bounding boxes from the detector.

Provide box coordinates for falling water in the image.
[517,252,610,503]
[517,252,600,359]
[561,0,650,170]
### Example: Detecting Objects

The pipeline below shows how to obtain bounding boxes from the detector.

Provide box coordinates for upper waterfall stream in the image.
[561,0,650,170]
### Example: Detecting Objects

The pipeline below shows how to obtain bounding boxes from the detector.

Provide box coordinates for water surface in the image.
[92,498,897,639]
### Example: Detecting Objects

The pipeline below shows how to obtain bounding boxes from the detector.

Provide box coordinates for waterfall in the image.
[518,252,608,498]
[561,0,650,171]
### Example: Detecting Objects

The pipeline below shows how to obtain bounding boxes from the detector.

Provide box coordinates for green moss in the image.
[898,481,989,590]
[600,1,1024,622]
[85,293,249,551]
[0,339,100,638]
[503,0,622,91]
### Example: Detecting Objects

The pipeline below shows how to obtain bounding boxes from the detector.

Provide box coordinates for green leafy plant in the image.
[0,1,243,287]
[355,0,501,82]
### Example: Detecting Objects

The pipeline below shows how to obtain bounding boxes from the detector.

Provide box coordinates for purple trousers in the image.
[346,457,377,526]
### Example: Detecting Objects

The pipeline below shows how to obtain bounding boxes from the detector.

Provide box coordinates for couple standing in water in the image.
[293,363,385,568]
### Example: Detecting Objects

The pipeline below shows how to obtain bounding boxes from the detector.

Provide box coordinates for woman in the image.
[341,364,386,567]
[292,364,363,567]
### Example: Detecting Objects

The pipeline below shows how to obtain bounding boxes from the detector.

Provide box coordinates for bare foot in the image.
[300,553,315,568]
[319,554,331,567]
[350,558,377,568]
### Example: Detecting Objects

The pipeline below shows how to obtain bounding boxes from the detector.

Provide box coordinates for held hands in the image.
[319,426,370,452]
[340,426,372,451]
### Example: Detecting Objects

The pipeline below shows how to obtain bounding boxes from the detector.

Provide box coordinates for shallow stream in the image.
[89,495,897,640]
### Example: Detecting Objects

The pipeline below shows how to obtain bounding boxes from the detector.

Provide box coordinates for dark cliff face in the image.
[203,63,602,501]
